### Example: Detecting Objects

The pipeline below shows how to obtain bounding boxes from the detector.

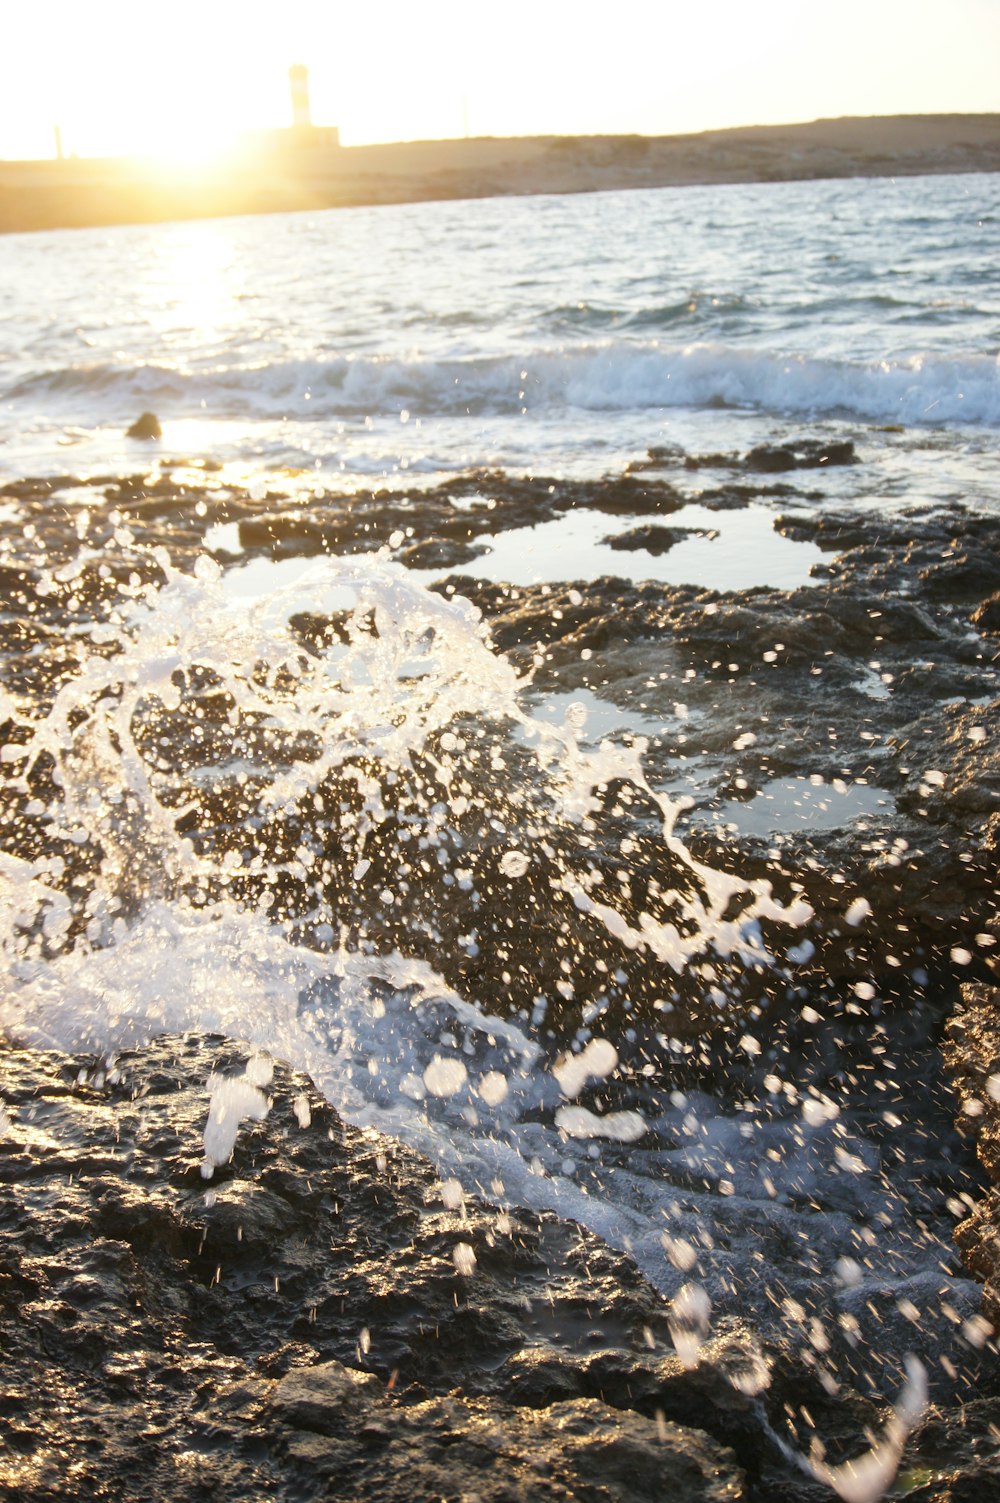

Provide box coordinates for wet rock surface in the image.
[2,441,1000,1497]
[1,1034,999,1503]
[604,522,718,553]
[437,494,998,1026]
[944,973,1000,1325]
[125,410,163,441]
[0,450,997,1051]
[0,1036,740,1500]
[743,439,858,473]
[1,449,997,1040]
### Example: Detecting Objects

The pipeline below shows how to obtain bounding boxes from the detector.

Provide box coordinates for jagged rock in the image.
[972,592,1000,635]
[6,1034,995,1501]
[604,523,716,554]
[126,411,162,440]
[0,1034,753,1500]
[4,452,1000,1497]
[744,439,856,472]
[263,1372,745,1502]
[944,976,1000,1328]
[2,468,998,1038]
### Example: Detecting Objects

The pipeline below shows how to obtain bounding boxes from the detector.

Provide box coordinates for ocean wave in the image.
[539,294,753,334]
[5,341,999,428]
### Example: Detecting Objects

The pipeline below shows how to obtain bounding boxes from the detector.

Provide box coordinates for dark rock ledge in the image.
[2,1035,1000,1501]
[945,969,1000,1329]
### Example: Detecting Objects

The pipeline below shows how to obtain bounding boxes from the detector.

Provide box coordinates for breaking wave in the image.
[7,341,1000,428]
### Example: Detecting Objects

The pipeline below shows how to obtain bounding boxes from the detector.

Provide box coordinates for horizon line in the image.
[4,110,1000,167]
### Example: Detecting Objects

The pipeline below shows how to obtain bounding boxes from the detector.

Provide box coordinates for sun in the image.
[141,117,241,164]
[82,69,250,167]
[2,3,288,164]
[134,120,244,170]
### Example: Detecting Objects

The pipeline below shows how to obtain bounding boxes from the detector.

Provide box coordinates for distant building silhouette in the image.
[284,64,339,150]
[289,65,312,129]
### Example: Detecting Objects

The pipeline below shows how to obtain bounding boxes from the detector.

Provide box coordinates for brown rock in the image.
[126,411,162,440]
[944,976,1000,1324]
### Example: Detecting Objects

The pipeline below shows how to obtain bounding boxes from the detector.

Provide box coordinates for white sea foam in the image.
[555,1104,647,1142]
[794,1357,928,1503]
[7,341,999,429]
[202,1068,271,1178]
[668,1282,712,1368]
[553,1037,619,1098]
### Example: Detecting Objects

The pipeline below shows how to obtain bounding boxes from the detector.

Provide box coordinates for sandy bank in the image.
[2,114,999,233]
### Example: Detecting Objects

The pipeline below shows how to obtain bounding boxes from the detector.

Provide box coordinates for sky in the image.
[1,0,997,161]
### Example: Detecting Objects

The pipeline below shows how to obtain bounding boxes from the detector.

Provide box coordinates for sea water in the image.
[2,171,999,1491]
[1,172,998,501]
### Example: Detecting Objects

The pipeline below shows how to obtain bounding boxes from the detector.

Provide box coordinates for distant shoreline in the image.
[2,114,999,234]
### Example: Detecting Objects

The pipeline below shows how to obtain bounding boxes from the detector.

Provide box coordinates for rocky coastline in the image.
[3,1035,1000,1502]
[2,435,999,1498]
[3,440,996,1034]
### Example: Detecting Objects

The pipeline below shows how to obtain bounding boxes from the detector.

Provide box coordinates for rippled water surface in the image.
[1,172,998,491]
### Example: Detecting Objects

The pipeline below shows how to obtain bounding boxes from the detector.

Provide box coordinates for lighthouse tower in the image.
[279,63,339,151]
[289,64,312,129]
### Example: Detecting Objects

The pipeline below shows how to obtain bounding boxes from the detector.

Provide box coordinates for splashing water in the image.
[791,1357,929,1503]
[0,540,831,1263]
[0,544,981,1498]
[0,545,810,1046]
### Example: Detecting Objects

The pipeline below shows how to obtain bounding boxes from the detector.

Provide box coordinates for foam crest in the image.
[6,341,999,428]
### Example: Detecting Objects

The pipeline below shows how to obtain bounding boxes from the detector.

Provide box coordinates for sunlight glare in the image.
[1,0,998,160]
[142,125,243,170]
[143,221,240,341]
